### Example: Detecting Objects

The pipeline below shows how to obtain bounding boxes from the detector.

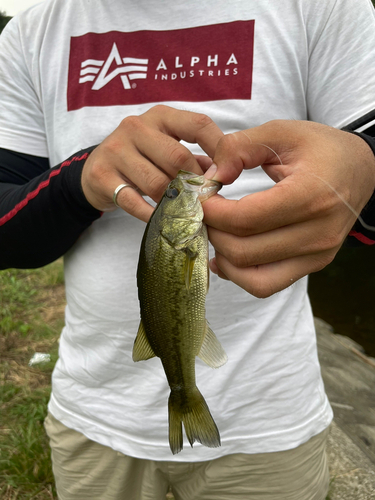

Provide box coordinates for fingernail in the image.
[204,163,217,180]
[209,258,218,274]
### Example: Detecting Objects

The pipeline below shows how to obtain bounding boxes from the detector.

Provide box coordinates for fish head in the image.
[157,170,221,247]
[175,170,222,203]
[161,170,222,218]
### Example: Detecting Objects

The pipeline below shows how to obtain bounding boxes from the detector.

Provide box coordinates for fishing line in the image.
[304,172,375,233]
[239,131,284,179]
[249,138,375,233]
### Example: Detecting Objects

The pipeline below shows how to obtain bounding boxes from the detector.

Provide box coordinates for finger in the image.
[208,121,300,185]
[210,133,284,185]
[115,111,221,200]
[209,257,229,281]
[194,155,214,171]
[145,105,224,158]
[82,147,157,220]
[207,218,345,268]
[111,140,176,203]
[127,153,213,211]
[203,175,329,236]
[114,183,154,222]
[130,128,205,179]
[211,250,335,298]
[99,136,198,206]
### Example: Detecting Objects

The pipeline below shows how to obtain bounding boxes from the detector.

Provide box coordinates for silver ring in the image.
[113,183,134,207]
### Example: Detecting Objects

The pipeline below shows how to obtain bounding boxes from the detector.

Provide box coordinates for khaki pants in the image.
[44,413,330,500]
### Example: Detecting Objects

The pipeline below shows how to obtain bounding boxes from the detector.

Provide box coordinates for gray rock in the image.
[315,317,375,499]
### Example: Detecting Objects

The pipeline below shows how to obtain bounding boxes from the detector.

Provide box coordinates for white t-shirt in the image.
[1,0,375,461]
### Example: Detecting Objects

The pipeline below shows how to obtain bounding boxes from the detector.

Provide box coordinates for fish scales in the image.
[139,224,207,384]
[134,170,228,454]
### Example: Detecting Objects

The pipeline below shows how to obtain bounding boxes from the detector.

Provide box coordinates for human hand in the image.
[203,120,375,298]
[81,105,223,221]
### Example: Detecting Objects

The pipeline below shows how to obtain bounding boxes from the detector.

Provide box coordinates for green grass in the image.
[0,260,65,500]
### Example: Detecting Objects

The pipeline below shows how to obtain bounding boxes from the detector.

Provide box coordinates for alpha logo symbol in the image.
[79,43,149,90]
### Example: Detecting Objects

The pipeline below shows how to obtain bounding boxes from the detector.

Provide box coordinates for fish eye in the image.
[166,187,180,199]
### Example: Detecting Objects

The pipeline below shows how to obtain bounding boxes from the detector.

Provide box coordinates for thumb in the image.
[204,121,301,185]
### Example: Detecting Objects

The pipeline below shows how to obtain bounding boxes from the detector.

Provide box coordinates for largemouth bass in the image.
[134,170,227,454]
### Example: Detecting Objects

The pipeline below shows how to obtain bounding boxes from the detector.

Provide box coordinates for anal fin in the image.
[132,320,156,361]
[198,322,228,368]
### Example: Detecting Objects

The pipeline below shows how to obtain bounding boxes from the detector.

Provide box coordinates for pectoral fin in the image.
[184,249,197,290]
[132,321,156,361]
[198,322,228,368]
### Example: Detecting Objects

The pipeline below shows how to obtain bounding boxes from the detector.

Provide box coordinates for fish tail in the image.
[168,387,221,455]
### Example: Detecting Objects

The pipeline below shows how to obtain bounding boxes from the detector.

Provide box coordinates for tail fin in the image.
[168,387,221,455]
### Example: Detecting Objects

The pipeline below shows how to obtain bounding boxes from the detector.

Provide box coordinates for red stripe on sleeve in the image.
[0,152,89,227]
[349,230,375,245]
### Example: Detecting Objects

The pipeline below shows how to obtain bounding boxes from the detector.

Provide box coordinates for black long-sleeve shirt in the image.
[0,146,101,269]
[1,133,375,270]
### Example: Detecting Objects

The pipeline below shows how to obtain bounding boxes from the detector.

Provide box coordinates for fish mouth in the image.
[177,170,222,202]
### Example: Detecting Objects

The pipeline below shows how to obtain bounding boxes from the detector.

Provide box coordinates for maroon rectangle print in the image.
[67,21,255,111]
